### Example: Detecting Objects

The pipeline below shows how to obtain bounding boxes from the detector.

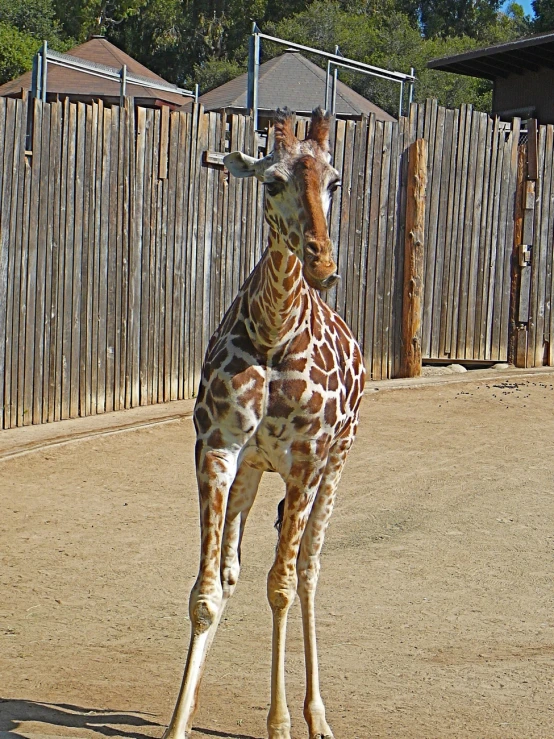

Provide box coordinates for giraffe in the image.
[163,107,366,739]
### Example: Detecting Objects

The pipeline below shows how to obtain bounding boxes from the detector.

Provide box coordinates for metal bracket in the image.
[519,244,531,267]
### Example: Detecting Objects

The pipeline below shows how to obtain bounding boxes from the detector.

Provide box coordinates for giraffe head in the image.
[224,108,341,291]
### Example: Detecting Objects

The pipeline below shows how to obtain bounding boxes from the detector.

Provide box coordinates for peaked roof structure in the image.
[189,51,395,121]
[0,37,193,108]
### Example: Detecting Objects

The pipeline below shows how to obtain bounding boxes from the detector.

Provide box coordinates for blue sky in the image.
[504,0,535,17]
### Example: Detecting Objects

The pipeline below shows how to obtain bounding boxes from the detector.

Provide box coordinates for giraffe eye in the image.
[264,181,284,197]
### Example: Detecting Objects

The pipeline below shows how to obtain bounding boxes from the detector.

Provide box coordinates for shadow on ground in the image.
[0,698,260,739]
[0,698,161,739]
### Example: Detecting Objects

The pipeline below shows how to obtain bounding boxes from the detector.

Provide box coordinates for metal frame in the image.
[247,24,416,128]
[32,44,197,104]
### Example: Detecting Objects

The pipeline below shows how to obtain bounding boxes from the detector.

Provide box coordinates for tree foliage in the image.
[0,0,539,112]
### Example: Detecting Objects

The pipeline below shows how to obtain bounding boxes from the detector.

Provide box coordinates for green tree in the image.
[0,0,71,84]
[532,0,554,30]
[0,22,40,83]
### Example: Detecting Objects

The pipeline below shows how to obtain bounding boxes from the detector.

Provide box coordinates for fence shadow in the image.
[0,698,161,739]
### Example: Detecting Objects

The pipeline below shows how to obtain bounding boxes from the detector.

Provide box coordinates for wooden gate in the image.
[513,121,554,368]
[415,102,521,363]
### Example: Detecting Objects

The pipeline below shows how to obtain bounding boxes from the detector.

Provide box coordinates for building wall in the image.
[493,67,554,124]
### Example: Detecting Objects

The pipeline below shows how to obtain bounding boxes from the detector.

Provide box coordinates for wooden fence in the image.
[1,96,553,430]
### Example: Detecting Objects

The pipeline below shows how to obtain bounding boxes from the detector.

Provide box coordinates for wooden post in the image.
[399,138,427,377]
[510,145,527,367]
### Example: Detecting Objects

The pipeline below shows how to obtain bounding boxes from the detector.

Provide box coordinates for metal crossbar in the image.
[32,42,196,103]
[247,26,416,128]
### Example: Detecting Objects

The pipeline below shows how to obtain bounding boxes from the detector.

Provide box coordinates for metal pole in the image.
[120,63,127,106]
[195,83,199,103]
[399,80,404,118]
[41,41,48,102]
[332,45,339,115]
[31,53,39,99]
[253,29,260,130]
[325,60,331,110]
[409,67,415,106]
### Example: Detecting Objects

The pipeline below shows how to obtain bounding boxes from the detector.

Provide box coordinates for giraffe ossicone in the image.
[163,107,365,739]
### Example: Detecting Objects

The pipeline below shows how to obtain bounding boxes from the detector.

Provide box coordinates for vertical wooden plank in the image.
[0,98,9,427]
[327,119,345,314]
[344,117,367,340]
[465,112,489,359]
[498,118,520,360]
[356,114,376,355]
[131,105,146,405]
[18,154,32,426]
[32,100,51,424]
[201,113,217,365]
[477,116,498,360]
[114,102,126,411]
[80,101,93,416]
[145,108,159,405]
[450,105,473,358]
[47,102,63,422]
[24,98,43,425]
[174,112,189,399]
[105,105,119,412]
[184,106,201,398]
[373,122,393,380]
[123,97,135,408]
[70,103,85,417]
[363,121,383,378]
[167,112,180,400]
[336,120,356,320]
[433,110,460,358]
[485,119,506,359]
[456,107,479,359]
[544,125,554,365]
[60,101,77,419]
[159,104,169,179]
[534,124,552,365]
[422,101,441,358]
[7,99,27,428]
[193,109,210,396]
[381,122,398,378]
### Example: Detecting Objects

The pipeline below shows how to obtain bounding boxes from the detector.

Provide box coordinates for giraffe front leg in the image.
[267,468,325,739]
[297,444,350,739]
[163,446,239,739]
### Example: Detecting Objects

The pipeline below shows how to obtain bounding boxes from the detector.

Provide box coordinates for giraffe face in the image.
[224,108,341,291]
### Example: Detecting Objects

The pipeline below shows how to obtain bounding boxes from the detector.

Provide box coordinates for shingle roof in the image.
[428,31,554,80]
[189,51,395,121]
[0,37,193,107]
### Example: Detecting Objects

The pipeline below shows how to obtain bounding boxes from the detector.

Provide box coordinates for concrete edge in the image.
[1,367,554,461]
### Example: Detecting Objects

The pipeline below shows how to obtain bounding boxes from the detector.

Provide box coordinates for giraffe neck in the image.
[246,227,308,351]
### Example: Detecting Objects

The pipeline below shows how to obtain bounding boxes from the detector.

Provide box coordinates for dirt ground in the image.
[1,372,554,739]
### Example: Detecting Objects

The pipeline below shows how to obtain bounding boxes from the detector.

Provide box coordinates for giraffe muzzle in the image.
[320,272,340,290]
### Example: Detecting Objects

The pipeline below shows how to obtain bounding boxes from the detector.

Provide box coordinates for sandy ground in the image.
[1,372,554,739]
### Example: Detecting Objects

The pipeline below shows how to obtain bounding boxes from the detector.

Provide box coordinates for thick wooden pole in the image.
[400,138,427,378]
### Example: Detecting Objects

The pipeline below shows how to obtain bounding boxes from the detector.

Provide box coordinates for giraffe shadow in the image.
[0,698,161,739]
[194,730,260,739]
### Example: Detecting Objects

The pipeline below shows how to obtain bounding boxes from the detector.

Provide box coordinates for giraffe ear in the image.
[224,152,258,178]
[273,108,297,154]
[307,107,331,152]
